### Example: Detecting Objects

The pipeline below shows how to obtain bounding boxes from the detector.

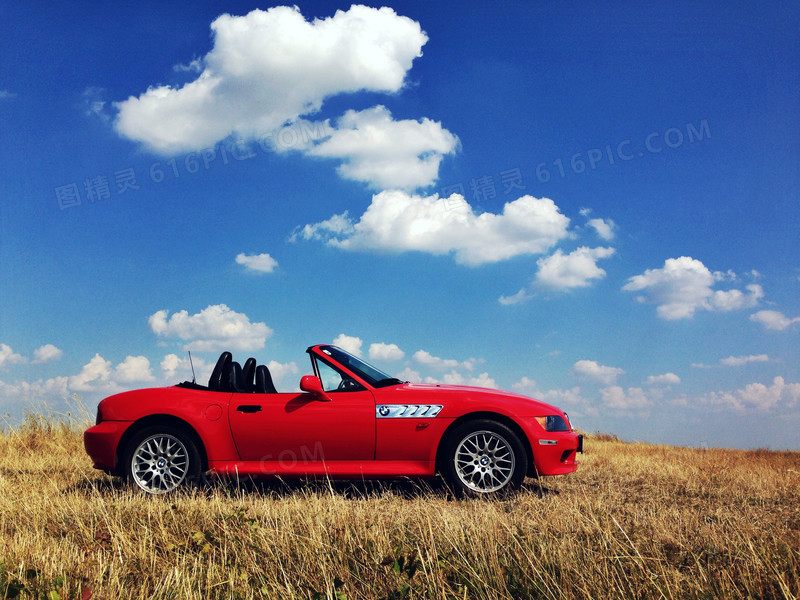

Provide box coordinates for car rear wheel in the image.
[441,420,527,496]
[124,426,202,494]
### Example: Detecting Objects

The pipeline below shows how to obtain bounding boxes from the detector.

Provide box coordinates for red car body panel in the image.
[227,390,375,462]
[210,459,435,479]
[84,344,582,482]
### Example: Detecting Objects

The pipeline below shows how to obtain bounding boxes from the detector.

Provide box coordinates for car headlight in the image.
[534,415,570,432]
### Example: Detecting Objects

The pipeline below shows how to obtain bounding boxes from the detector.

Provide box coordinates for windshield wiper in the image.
[374,377,404,388]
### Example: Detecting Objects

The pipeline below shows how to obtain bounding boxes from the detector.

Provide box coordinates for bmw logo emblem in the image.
[379,406,390,416]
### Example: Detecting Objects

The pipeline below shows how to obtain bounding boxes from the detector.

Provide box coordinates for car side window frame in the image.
[311,355,367,393]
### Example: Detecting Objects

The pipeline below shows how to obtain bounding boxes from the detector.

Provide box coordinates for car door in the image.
[228,361,375,463]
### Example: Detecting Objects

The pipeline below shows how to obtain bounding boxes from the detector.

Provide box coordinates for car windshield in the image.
[317,345,404,388]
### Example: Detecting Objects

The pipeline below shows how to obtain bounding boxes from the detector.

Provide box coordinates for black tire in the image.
[440,419,527,497]
[123,425,203,494]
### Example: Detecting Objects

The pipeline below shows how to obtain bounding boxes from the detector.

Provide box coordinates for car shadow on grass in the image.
[201,475,560,501]
[68,474,559,500]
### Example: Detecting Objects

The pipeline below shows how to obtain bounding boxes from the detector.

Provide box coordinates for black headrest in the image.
[228,361,247,393]
[242,357,257,392]
[208,351,232,391]
[255,364,278,394]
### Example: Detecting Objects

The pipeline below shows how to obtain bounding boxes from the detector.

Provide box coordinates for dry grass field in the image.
[0,414,798,600]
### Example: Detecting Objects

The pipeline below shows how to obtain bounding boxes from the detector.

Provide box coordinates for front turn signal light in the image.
[534,415,570,432]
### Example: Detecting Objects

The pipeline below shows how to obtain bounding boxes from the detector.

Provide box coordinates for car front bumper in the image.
[520,418,583,476]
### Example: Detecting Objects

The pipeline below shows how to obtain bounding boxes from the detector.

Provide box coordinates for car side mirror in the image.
[300,375,332,402]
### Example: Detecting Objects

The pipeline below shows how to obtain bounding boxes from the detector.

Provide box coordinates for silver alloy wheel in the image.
[453,429,515,493]
[130,433,189,493]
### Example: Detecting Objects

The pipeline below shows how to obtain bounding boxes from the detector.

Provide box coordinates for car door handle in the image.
[236,405,262,413]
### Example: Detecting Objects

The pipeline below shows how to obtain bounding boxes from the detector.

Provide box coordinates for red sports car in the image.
[84,345,583,495]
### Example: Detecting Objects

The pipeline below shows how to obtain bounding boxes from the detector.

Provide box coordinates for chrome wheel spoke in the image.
[130,433,189,494]
[453,429,515,493]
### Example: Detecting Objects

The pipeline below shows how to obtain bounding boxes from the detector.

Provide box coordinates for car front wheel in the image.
[441,420,527,496]
[124,427,202,494]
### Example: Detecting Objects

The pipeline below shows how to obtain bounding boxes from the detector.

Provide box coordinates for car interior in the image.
[176,351,278,393]
[208,351,278,393]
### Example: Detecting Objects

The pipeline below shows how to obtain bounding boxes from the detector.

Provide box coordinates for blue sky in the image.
[1,2,798,449]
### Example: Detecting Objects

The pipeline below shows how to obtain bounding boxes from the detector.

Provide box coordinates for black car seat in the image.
[219,359,235,393]
[255,364,278,394]
[208,351,232,391]
[228,361,248,393]
[242,357,257,393]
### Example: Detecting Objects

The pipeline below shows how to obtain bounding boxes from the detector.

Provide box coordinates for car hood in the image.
[391,382,565,416]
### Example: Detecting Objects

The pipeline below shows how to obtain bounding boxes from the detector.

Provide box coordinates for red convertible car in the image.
[84,345,582,495]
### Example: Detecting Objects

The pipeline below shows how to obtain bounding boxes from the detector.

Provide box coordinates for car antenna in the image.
[188,350,196,384]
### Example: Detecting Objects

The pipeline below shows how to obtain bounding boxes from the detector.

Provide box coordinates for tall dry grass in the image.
[0,414,798,599]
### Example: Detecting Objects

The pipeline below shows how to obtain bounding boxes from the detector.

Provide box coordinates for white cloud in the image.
[587,218,616,241]
[114,5,427,156]
[600,386,651,410]
[32,344,63,364]
[622,257,763,320]
[81,87,110,123]
[73,352,220,394]
[236,252,278,273]
[114,356,156,383]
[701,376,800,412]
[296,191,570,266]
[395,367,421,382]
[162,353,190,380]
[413,350,477,371]
[0,90,16,100]
[161,353,182,374]
[68,354,116,393]
[535,246,615,290]
[694,354,770,369]
[173,57,203,73]
[498,289,533,306]
[0,377,69,412]
[291,211,354,243]
[1,343,64,368]
[332,334,363,357]
[646,372,681,386]
[512,377,589,415]
[538,386,587,408]
[1,351,216,416]
[572,360,625,385]
[750,310,800,331]
[305,106,458,189]
[0,344,26,369]
[432,371,497,389]
[511,376,543,397]
[161,353,212,384]
[719,354,769,367]
[368,342,405,361]
[409,350,488,387]
[66,354,164,395]
[413,350,460,370]
[149,304,273,352]
[712,269,738,282]
[710,284,764,311]
[265,360,300,390]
